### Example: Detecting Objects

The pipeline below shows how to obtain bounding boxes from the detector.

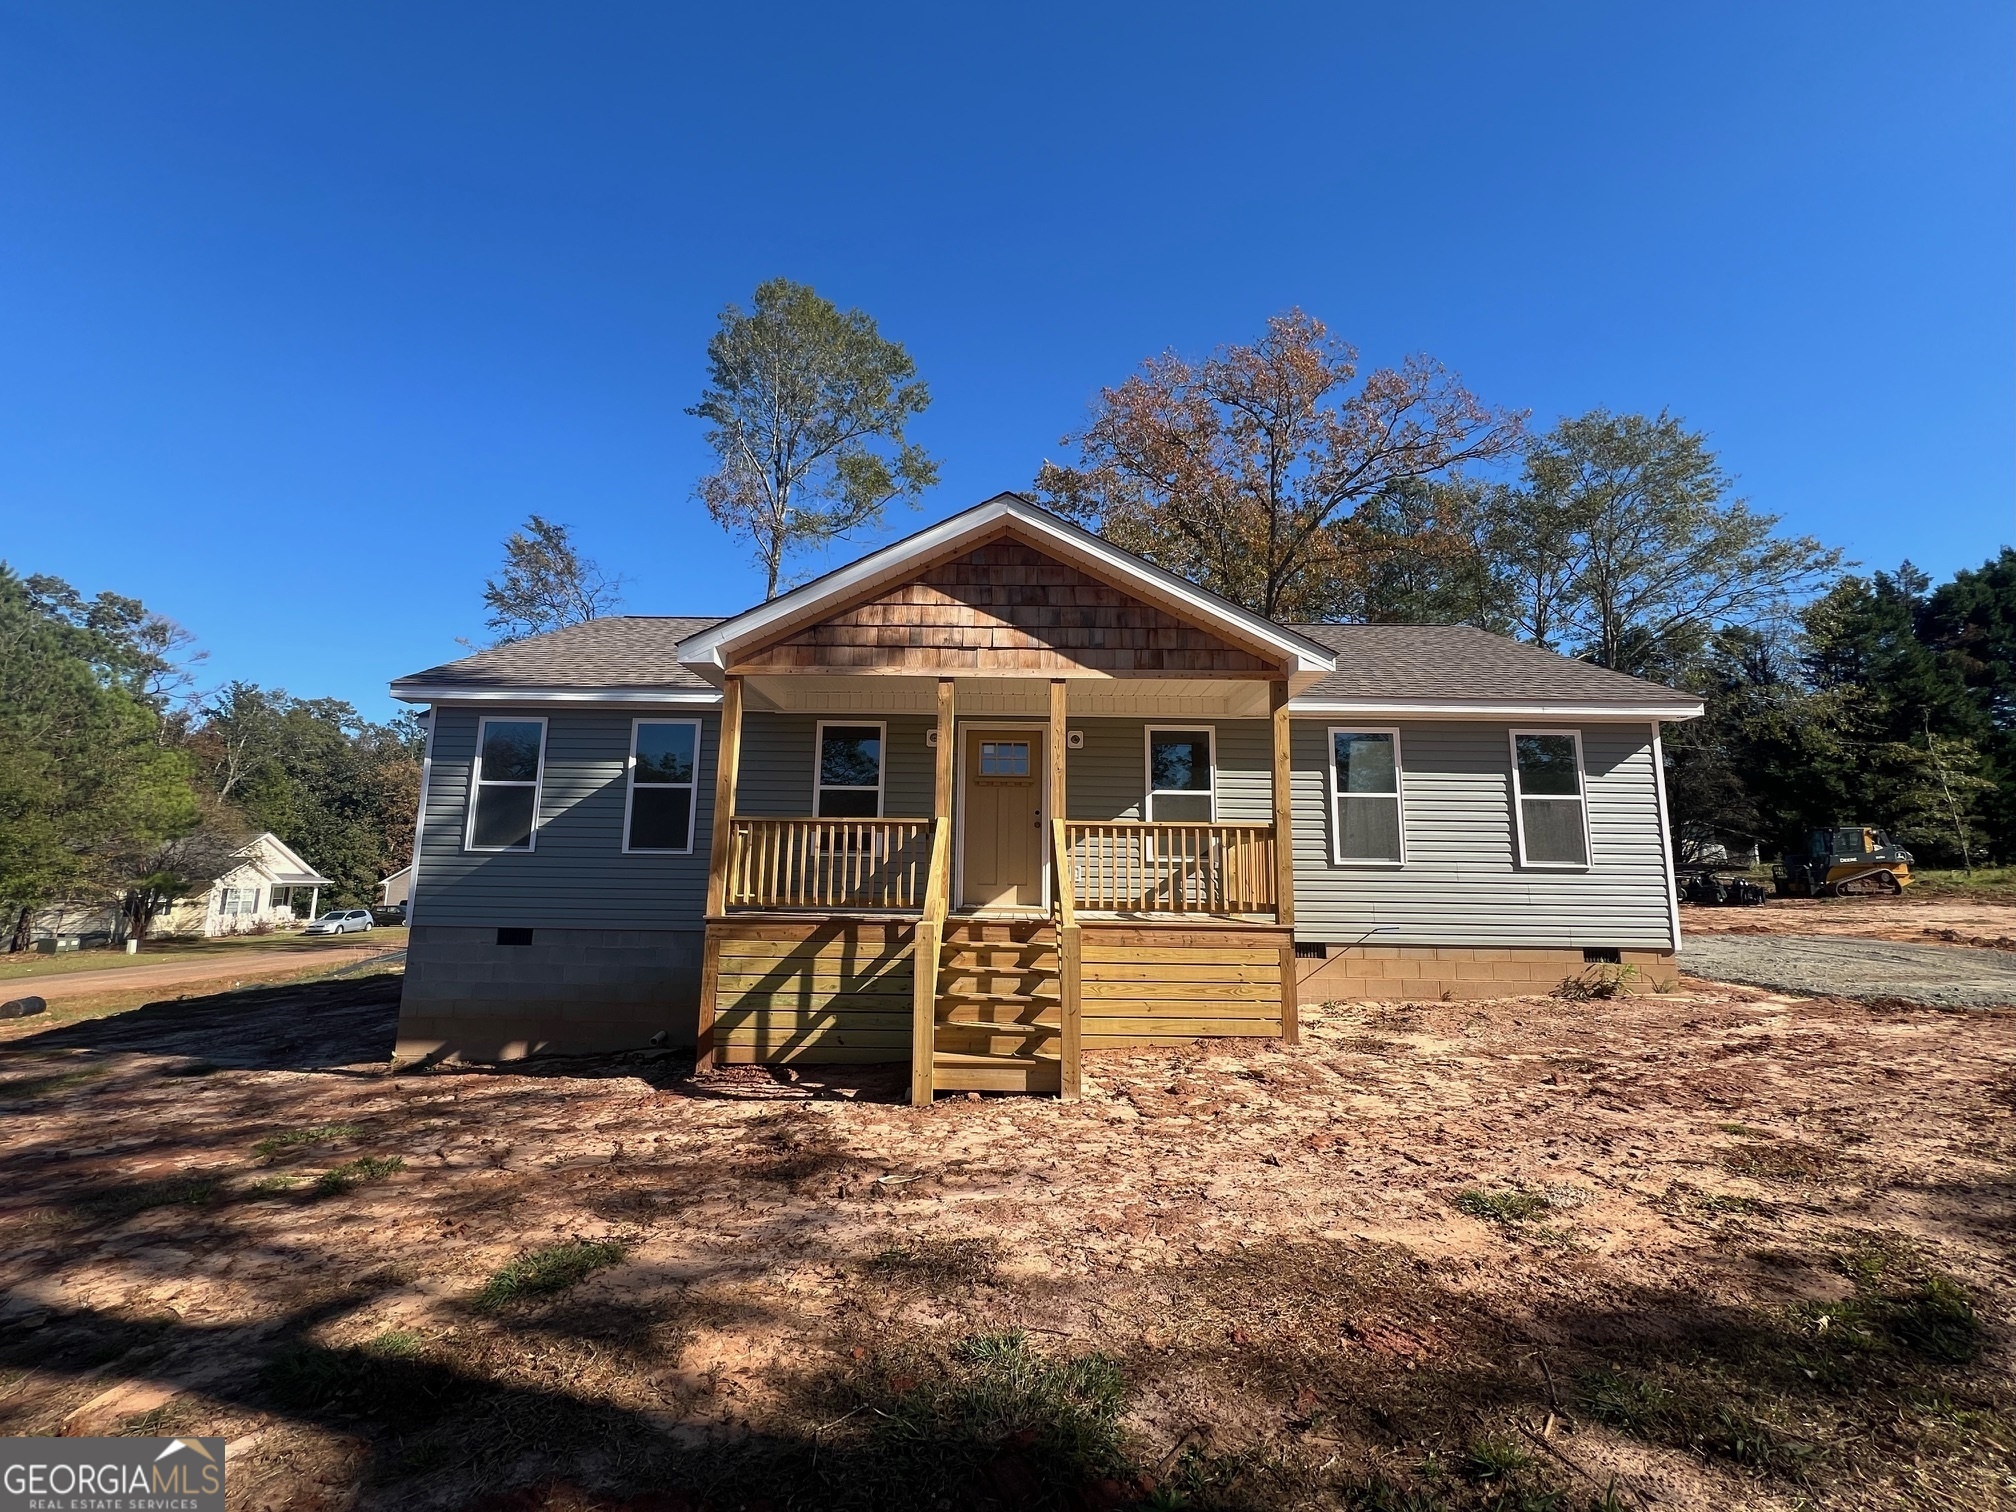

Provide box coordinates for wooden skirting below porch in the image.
[1080,921,1296,1047]
[701,917,917,1065]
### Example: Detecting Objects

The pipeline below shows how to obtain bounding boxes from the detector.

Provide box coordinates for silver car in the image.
[304,908,374,936]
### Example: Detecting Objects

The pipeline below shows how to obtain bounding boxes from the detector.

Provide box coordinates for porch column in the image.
[306,886,318,921]
[934,677,955,821]
[1270,679,1299,1045]
[704,675,745,917]
[697,675,743,1074]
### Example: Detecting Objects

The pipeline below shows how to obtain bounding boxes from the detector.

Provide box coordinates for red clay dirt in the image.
[1,955,2010,1511]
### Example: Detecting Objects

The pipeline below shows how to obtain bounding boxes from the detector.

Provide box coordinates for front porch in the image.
[693,673,1302,1103]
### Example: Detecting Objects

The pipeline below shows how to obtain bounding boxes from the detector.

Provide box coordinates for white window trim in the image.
[1142,724,1217,822]
[1508,727,1592,870]
[465,714,549,853]
[622,717,701,855]
[814,719,887,819]
[1326,726,1406,867]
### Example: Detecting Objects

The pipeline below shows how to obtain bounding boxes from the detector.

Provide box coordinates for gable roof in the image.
[674,494,1340,687]
[1290,624,1703,718]
[390,616,725,702]
[230,832,333,888]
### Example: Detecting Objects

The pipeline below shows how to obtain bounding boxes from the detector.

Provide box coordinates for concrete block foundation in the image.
[1296,944,1677,1003]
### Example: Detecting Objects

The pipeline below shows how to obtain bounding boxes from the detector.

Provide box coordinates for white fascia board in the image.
[389,685,724,706]
[674,495,1338,683]
[1287,698,1705,721]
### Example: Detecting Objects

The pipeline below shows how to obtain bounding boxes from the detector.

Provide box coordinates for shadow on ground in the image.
[5,973,404,1071]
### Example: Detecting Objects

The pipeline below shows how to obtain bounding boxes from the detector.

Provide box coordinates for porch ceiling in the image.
[741,674,1279,719]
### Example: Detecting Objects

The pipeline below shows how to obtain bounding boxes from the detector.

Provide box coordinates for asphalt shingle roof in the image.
[392,614,1693,710]
[391,616,724,693]
[1290,623,1691,705]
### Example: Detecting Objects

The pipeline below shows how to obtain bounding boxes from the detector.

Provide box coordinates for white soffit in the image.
[674,494,1338,686]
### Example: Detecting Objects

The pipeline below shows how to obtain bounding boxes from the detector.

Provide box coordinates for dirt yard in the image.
[2,957,2011,1512]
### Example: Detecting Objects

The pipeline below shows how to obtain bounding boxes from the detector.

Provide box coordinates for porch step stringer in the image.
[930,918,1062,1094]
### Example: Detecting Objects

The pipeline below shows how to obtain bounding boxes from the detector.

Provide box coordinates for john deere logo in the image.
[2,1436,225,1510]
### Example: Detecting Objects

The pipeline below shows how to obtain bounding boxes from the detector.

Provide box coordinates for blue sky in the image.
[1,3,2009,720]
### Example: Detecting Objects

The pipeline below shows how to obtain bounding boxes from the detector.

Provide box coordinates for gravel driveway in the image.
[1680,931,2016,1007]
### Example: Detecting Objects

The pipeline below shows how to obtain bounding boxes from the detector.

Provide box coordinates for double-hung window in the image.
[1329,728,1404,864]
[1510,730,1590,868]
[625,719,699,853]
[815,723,884,818]
[219,885,260,916]
[1145,728,1214,821]
[467,717,546,851]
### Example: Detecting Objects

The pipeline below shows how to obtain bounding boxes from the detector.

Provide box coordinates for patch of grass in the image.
[82,1177,219,1222]
[364,1328,425,1359]
[1552,964,1639,1001]
[314,1155,404,1196]
[809,1330,1133,1509]
[473,1238,628,1310]
[865,1237,997,1285]
[1461,1432,1532,1481]
[252,1122,363,1160]
[249,1173,300,1195]
[1453,1188,1551,1225]
[1718,1140,1837,1182]
[0,1066,107,1102]
[1913,865,2016,901]
[1656,1182,1770,1220]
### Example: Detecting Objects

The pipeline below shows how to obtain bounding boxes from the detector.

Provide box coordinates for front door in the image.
[960,729,1045,910]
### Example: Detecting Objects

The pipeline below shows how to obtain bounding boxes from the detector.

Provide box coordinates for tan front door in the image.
[960,729,1045,910]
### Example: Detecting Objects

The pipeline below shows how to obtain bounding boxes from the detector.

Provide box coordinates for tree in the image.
[483,516,625,644]
[1346,477,1514,630]
[0,566,199,947]
[1502,411,1842,676]
[185,684,425,907]
[1034,310,1524,620]
[690,277,939,599]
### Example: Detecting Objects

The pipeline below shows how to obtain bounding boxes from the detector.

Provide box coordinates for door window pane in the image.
[979,741,1031,777]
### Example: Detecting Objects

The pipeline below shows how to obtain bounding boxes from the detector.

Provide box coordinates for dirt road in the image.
[1,972,2008,1510]
[1,943,401,1003]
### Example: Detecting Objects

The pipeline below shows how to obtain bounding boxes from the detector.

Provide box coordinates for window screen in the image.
[1147,729,1214,822]
[1331,730,1402,863]
[627,721,698,852]
[816,725,883,818]
[469,719,544,850]
[1512,732,1588,867]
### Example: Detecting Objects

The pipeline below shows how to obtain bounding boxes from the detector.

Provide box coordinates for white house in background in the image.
[378,864,412,910]
[153,832,335,938]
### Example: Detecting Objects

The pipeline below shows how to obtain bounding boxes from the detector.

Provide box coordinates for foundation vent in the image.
[497,928,534,947]
[1582,947,1621,964]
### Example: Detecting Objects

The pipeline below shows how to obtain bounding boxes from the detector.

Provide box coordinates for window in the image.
[815,723,884,818]
[978,740,1031,777]
[1145,727,1214,821]
[625,719,699,853]
[218,886,260,915]
[1329,728,1404,864]
[467,717,546,851]
[1510,730,1589,868]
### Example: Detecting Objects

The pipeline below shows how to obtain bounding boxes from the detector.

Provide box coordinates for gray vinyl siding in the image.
[735,714,936,817]
[1066,718,1271,821]
[414,706,716,929]
[1289,720,1675,950]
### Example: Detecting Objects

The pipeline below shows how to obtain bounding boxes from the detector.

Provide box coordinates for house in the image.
[379,864,413,910]
[152,832,334,937]
[388,494,1701,1100]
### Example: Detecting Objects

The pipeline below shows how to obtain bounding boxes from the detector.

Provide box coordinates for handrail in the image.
[910,816,953,1107]
[1051,817,1081,1102]
[1064,820,1277,914]
[724,817,932,910]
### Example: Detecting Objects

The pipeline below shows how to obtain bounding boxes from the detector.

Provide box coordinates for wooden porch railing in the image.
[909,818,952,1106]
[1065,821,1278,914]
[724,818,933,910]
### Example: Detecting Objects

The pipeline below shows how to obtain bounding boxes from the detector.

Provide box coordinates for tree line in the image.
[0,567,422,948]
[510,286,2005,869]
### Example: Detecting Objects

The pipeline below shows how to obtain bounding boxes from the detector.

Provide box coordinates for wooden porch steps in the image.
[931,917,1062,1095]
